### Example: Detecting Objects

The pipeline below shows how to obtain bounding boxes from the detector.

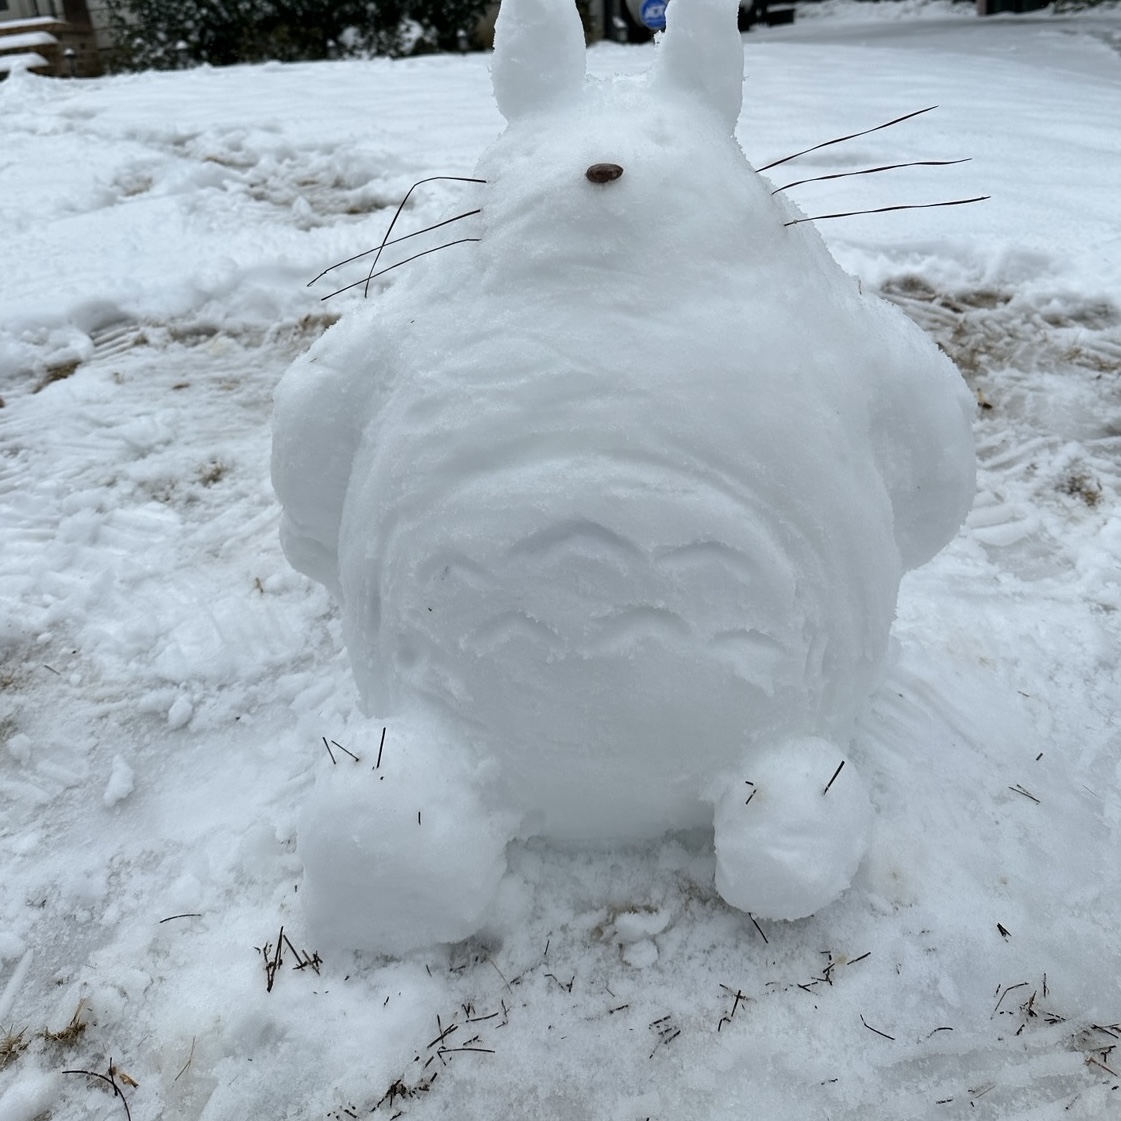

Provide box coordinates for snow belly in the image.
[339,427,899,839]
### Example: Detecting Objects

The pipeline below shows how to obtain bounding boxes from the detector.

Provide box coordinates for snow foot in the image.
[297,716,512,955]
[713,736,872,921]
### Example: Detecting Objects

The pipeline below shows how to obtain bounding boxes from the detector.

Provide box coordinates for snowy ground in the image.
[2,6,1120,1120]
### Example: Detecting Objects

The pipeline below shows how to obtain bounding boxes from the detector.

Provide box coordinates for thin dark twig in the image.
[281,930,321,974]
[993,981,1029,1016]
[263,926,285,993]
[323,737,337,765]
[772,158,970,194]
[331,739,359,763]
[757,105,938,172]
[822,760,845,796]
[358,176,486,297]
[375,726,386,770]
[62,1062,133,1121]
[158,913,202,923]
[62,1069,117,1090]
[717,987,747,1032]
[487,958,514,994]
[174,1036,196,1082]
[321,239,480,301]
[427,1022,458,1049]
[784,196,990,227]
[308,208,482,285]
[860,1014,896,1041]
[748,914,769,944]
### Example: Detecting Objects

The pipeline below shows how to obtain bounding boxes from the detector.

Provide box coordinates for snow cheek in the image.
[476,107,772,280]
[713,737,873,921]
[477,151,630,272]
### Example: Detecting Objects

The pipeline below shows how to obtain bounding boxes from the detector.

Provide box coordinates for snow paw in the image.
[713,737,872,921]
[297,716,512,955]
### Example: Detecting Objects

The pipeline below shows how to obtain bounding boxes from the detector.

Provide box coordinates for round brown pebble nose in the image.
[586,163,624,184]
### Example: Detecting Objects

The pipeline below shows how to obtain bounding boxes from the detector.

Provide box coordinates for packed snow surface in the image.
[1,3,1120,1119]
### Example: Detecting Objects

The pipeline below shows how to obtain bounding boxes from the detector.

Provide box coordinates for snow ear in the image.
[650,0,744,134]
[491,0,588,122]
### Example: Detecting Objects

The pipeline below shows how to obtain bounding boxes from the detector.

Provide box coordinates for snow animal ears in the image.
[650,0,745,134]
[491,0,587,121]
[492,0,744,133]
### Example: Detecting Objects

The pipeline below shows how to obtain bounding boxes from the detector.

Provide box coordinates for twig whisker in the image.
[359,176,486,297]
[784,196,990,227]
[320,239,481,301]
[772,158,970,194]
[758,105,938,172]
[308,208,482,286]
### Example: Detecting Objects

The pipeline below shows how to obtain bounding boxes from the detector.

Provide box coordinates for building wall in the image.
[0,0,71,20]
[0,0,104,74]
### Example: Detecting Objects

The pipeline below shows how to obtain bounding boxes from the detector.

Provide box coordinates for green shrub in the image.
[105,0,490,70]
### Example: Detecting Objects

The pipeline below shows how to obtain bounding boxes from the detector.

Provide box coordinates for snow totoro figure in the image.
[271,0,976,953]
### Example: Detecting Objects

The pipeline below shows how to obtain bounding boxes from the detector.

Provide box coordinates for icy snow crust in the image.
[272,0,975,946]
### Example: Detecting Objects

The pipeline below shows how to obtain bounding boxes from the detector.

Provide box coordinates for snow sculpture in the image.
[272,0,976,952]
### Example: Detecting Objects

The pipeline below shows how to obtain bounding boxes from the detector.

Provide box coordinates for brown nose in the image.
[586,163,624,184]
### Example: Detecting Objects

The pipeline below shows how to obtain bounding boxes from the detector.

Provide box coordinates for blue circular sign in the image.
[640,0,667,30]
